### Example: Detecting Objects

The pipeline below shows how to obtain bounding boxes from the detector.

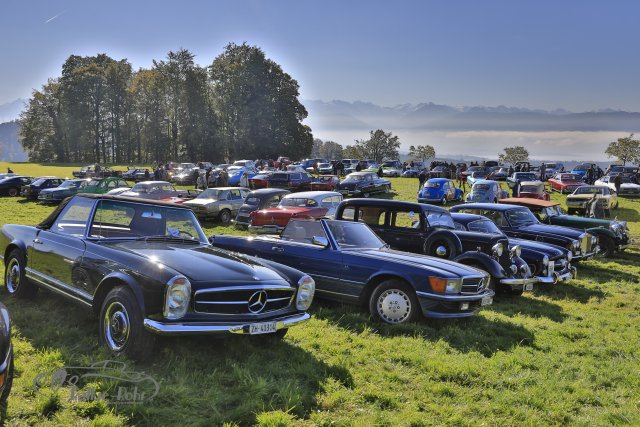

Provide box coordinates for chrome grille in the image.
[580,234,592,254]
[194,286,295,315]
[461,277,486,294]
[546,260,555,277]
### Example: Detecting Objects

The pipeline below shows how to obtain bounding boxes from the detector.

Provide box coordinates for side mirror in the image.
[311,236,329,247]
[208,235,215,244]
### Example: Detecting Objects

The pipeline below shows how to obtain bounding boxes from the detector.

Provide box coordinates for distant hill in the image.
[0,99,26,123]
[0,121,27,162]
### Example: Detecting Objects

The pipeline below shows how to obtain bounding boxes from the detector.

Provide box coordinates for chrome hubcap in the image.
[377,289,411,323]
[104,302,130,351]
[6,259,20,293]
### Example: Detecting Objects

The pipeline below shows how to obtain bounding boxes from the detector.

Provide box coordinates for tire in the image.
[7,187,18,197]
[598,235,615,258]
[369,280,419,324]
[99,287,155,361]
[363,192,370,198]
[0,348,13,406]
[423,234,461,260]
[218,209,232,224]
[441,196,447,206]
[4,249,37,298]
[384,185,390,194]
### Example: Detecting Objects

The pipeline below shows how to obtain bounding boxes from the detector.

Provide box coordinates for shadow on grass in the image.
[576,262,639,284]
[533,281,607,303]
[612,207,640,222]
[487,294,567,322]
[3,289,338,425]
[310,299,535,357]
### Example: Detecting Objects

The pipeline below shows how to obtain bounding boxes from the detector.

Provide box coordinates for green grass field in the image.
[0,163,639,426]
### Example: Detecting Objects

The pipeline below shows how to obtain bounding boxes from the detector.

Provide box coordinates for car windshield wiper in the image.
[136,235,201,244]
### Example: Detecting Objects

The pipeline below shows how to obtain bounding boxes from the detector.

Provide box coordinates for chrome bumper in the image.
[536,266,577,284]
[500,277,538,286]
[143,312,310,336]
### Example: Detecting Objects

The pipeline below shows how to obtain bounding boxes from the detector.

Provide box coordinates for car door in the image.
[28,196,94,302]
[228,188,243,213]
[380,209,424,254]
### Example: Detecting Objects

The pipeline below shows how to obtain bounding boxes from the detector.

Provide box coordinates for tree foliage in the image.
[408,144,435,163]
[353,129,400,163]
[19,44,312,164]
[605,134,640,165]
[498,146,529,164]
[311,139,343,160]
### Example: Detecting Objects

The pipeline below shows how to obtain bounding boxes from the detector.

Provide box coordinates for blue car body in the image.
[226,166,257,186]
[211,218,495,319]
[417,178,462,204]
[465,179,508,203]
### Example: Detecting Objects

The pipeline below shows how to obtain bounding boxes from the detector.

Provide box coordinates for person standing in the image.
[614,173,622,194]
[418,169,427,190]
[355,162,362,172]
[540,163,546,181]
[586,167,594,185]
[513,180,520,197]
[239,171,249,188]
[7,167,13,173]
[377,166,384,178]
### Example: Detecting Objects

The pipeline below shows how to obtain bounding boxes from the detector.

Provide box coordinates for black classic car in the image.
[235,188,291,228]
[335,199,537,295]
[451,213,576,284]
[212,219,494,323]
[337,172,391,198]
[0,194,314,360]
[0,302,13,405]
[450,203,598,261]
[20,177,65,200]
[72,164,121,179]
[37,179,87,203]
[0,176,32,197]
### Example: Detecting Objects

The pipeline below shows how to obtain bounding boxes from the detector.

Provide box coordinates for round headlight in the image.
[492,243,504,257]
[164,275,191,320]
[542,255,549,266]
[296,275,315,311]
[511,245,522,258]
[572,240,580,249]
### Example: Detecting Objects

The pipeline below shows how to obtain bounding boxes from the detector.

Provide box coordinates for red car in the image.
[248,173,271,189]
[249,191,342,233]
[518,181,551,201]
[310,175,340,191]
[548,173,585,194]
[273,156,291,169]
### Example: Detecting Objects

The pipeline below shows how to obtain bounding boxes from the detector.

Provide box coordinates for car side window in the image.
[390,210,418,230]
[340,207,356,220]
[454,222,466,231]
[229,189,241,200]
[51,197,95,237]
[358,207,385,226]
[90,200,137,238]
[266,196,280,208]
[483,210,508,227]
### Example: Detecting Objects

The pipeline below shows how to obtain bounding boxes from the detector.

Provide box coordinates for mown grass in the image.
[0,163,639,426]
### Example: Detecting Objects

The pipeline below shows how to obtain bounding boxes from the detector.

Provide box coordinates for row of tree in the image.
[19,43,313,164]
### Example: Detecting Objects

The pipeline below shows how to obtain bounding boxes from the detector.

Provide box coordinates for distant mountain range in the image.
[0,121,27,162]
[0,99,26,123]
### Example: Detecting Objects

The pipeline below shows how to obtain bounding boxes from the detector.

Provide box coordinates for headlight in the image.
[296,275,315,310]
[445,278,462,294]
[542,255,549,266]
[591,235,598,245]
[566,251,572,262]
[492,243,504,257]
[572,240,580,250]
[164,275,191,320]
[511,245,522,258]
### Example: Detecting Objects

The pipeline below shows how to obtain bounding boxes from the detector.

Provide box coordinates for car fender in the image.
[94,271,147,315]
[453,252,506,279]
[585,227,616,240]
[4,238,28,262]
[248,256,305,286]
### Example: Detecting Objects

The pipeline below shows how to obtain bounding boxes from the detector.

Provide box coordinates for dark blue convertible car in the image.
[211,218,495,324]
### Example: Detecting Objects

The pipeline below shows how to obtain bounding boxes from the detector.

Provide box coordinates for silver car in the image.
[182,187,250,223]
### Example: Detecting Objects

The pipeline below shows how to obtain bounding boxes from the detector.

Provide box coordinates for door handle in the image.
[271,246,284,253]
[33,238,43,244]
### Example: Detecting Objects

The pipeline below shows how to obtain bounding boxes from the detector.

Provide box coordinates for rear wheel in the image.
[7,187,18,197]
[369,280,419,324]
[441,196,447,206]
[4,249,37,298]
[218,209,232,224]
[0,348,13,405]
[384,185,390,194]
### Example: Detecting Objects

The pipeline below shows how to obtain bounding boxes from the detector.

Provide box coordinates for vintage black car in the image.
[0,176,32,197]
[335,199,537,295]
[212,219,495,323]
[0,302,13,405]
[451,213,576,284]
[450,203,598,261]
[37,179,87,203]
[72,164,121,179]
[20,177,65,200]
[0,194,314,360]
[235,188,291,228]
[337,172,391,198]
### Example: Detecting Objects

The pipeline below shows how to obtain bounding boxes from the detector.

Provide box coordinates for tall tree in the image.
[498,146,529,164]
[408,144,435,163]
[353,129,400,163]
[605,134,640,165]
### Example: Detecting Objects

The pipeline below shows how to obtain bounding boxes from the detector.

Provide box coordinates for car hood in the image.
[516,223,584,239]
[104,241,288,283]
[552,215,611,229]
[39,187,70,194]
[183,198,218,207]
[567,194,604,200]
[621,183,640,189]
[349,248,485,278]
[508,237,566,258]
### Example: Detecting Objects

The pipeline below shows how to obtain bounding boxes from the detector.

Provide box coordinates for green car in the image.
[500,198,630,257]
[78,177,129,194]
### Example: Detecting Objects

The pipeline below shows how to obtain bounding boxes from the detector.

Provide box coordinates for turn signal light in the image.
[429,277,447,294]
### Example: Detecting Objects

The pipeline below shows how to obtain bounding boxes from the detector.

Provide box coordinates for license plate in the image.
[524,283,534,291]
[481,296,493,306]
[249,322,277,335]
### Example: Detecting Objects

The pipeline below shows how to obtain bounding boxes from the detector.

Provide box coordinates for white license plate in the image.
[524,283,534,291]
[249,322,277,335]
[481,296,493,306]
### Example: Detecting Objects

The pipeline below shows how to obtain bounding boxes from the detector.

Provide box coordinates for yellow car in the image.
[566,185,618,215]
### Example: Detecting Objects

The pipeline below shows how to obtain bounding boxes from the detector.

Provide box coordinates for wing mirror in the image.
[311,236,329,247]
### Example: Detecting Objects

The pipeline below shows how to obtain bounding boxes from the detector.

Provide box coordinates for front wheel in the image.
[7,187,18,197]
[99,287,155,361]
[0,348,13,405]
[441,196,447,206]
[4,249,37,298]
[384,185,390,194]
[369,280,419,324]
[598,235,615,258]
[218,209,232,224]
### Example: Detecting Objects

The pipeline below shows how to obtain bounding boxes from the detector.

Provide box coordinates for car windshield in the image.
[326,220,386,249]
[520,185,541,193]
[467,166,484,172]
[32,178,49,186]
[561,174,580,181]
[424,181,441,188]
[426,210,456,229]
[505,208,539,226]
[280,197,318,207]
[317,176,334,182]
[227,166,242,172]
[473,184,490,191]
[179,163,195,169]
[467,219,502,235]
[573,186,604,195]
[60,180,80,188]
[573,164,588,171]
[130,184,152,193]
[271,173,289,180]
[86,180,100,187]
[546,163,559,169]
[197,189,223,199]
[233,161,248,166]
[245,197,260,206]
[382,161,397,167]
[318,163,330,168]
[344,174,365,181]
[517,173,537,180]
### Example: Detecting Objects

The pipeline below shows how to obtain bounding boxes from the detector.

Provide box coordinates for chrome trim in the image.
[143,312,310,335]
[25,268,92,307]
[194,284,293,295]
[500,277,538,285]
[416,288,495,302]
[197,296,292,305]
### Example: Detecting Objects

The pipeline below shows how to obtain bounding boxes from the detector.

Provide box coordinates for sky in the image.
[1,0,639,160]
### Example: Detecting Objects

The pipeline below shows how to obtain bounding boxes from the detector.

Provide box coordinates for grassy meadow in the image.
[0,162,639,426]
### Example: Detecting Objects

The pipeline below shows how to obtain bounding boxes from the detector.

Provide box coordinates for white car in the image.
[595,175,640,197]
[382,167,403,177]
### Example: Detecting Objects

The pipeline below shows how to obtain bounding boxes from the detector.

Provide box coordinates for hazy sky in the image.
[1,0,640,112]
